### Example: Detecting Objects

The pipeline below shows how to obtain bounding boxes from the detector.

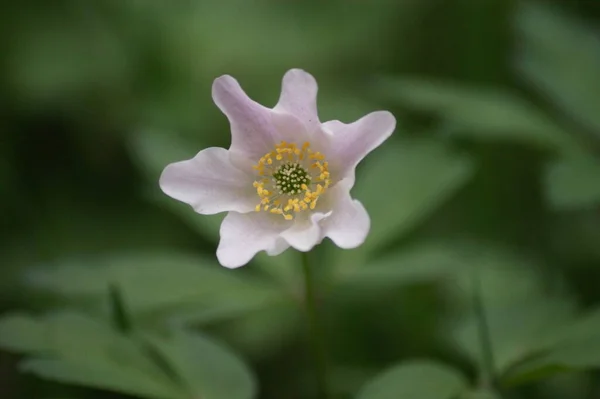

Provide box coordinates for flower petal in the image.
[323,111,396,181]
[271,110,310,144]
[281,212,331,252]
[266,238,290,256]
[212,75,277,159]
[159,147,256,215]
[275,69,320,133]
[321,179,370,249]
[217,212,288,268]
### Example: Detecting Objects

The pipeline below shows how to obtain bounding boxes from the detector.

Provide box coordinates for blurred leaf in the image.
[356,360,467,399]
[138,84,217,142]
[445,247,554,309]
[536,373,593,399]
[336,137,474,268]
[358,138,473,250]
[21,359,182,399]
[128,130,223,243]
[376,77,577,151]
[144,329,257,399]
[108,283,133,334]
[147,190,224,245]
[24,252,279,324]
[330,366,379,397]
[0,313,48,353]
[252,250,301,289]
[544,155,600,209]
[7,13,131,103]
[548,210,600,264]
[549,308,600,346]
[448,248,581,375]
[454,297,576,374]
[503,308,600,385]
[461,390,501,399]
[218,299,301,360]
[335,241,469,295]
[515,2,600,135]
[0,312,185,399]
[129,130,206,181]
[318,87,382,124]
[173,2,405,78]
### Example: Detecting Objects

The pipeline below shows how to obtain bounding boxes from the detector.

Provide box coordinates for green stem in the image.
[471,266,496,390]
[300,251,330,399]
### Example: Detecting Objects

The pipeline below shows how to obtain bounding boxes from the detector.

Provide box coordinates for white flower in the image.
[159,69,396,268]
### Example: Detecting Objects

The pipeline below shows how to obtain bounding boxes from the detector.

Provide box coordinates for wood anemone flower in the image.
[160,69,396,268]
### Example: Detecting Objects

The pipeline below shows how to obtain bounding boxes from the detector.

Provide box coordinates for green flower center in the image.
[272,162,311,195]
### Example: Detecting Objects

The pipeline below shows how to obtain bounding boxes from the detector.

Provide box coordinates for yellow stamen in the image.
[251,140,331,220]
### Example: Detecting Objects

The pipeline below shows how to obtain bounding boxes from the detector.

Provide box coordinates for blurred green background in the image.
[2,0,600,398]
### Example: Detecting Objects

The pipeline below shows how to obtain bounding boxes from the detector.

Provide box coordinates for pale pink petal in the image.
[321,179,370,248]
[323,111,396,181]
[217,212,288,268]
[159,148,256,215]
[281,212,331,252]
[266,238,290,256]
[271,110,310,144]
[275,69,320,133]
[212,75,277,159]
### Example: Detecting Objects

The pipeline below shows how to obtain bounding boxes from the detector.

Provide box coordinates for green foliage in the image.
[142,330,256,399]
[336,241,470,293]
[0,312,256,399]
[376,77,577,152]
[515,1,600,135]
[504,309,600,384]
[544,154,600,209]
[24,253,280,325]
[356,360,468,399]
[333,136,474,270]
[450,258,600,387]
[355,138,474,253]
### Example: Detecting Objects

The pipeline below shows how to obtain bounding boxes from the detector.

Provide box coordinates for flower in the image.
[159,69,396,268]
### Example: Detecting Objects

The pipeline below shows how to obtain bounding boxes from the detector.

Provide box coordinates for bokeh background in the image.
[2,0,600,398]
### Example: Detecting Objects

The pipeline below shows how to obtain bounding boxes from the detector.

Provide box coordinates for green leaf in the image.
[108,283,133,334]
[128,130,222,243]
[358,139,473,250]
[252,250,301,288]
[218,299,301,359]
[7,13,131,103]
[461,390,501,399]
[503,308,600,385]
[544,155,600,210]
[515,2,600,135]
[25,252,279,324]
[146,189,224,245]
[0,313,48,354]
[128,130,206,181]
[376,77,576,151]
[21,359,182,399]
[336,138,474,269]
[448,249,580,375]
[445,247,556,309]
[550,308,600,346]
[144,329,256,399]
[454,297,576,374]
[335,241,469,295]
[356,360,467,399]
[0,312,185,399]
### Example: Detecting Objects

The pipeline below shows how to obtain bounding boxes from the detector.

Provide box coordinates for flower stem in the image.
[471,265,496,390]
[300,251,330,399]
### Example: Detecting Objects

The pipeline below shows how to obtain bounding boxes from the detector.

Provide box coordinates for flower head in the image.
[160,69,396,268]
